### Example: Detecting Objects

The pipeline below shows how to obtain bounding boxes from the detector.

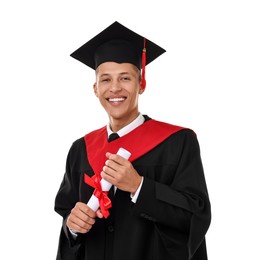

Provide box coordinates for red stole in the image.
[84,119,184,217]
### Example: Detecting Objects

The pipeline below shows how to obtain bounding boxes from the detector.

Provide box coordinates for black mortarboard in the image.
[70,21,166,89]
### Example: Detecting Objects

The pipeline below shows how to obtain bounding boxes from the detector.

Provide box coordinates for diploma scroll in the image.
[87,148,131,212]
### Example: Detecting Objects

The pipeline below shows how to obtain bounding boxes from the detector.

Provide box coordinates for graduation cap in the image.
[70,21,166,89]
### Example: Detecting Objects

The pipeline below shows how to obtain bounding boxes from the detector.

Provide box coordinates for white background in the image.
[0,0,252,259]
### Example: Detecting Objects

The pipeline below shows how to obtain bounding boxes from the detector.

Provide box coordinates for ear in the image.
[93,83,98,97]
[139,86,145,95]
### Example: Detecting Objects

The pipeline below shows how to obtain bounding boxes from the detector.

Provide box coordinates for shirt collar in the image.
[107,113,145,138]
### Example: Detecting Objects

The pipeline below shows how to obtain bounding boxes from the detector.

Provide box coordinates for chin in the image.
[108,110,127,120]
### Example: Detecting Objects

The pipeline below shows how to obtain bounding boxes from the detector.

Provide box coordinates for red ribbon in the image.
[84,174,112,218]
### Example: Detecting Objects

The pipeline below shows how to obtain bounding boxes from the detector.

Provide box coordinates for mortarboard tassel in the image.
[141,38,146,90]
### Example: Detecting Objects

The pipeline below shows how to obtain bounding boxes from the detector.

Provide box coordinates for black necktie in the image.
[108,133,119,142]
[107,133,119,202]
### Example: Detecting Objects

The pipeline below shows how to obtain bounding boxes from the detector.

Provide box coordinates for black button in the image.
[107,225,114,232]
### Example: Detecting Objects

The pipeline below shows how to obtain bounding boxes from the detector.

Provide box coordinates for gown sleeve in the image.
[54,139,87,259]
[54,142,80,219]
[133,129,211,258]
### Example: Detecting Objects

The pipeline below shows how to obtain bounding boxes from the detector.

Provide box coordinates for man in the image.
[54,21,211,260]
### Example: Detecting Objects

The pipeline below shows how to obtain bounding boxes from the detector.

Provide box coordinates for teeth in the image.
[108,98,125,102]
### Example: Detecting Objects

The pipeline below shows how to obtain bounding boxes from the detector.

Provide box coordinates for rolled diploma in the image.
[87,147,131,212]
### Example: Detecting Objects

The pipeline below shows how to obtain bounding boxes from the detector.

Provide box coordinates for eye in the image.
[100,77,110,83]
[121,76,130,81]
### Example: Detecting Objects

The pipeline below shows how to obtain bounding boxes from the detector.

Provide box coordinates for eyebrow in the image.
[99,72,131,77]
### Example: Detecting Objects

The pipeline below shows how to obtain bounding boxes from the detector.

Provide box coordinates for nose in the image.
[110,79,122,92]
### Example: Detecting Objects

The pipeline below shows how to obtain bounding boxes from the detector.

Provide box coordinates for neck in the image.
[109,112,140,132]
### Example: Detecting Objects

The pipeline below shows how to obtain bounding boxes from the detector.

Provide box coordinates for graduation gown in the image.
[54,116,211,260]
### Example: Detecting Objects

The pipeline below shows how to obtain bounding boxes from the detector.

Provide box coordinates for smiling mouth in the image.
[107,97,126,102]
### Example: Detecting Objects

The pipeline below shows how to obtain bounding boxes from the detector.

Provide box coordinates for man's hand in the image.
[67,202,103,234]
[101,152,142,194]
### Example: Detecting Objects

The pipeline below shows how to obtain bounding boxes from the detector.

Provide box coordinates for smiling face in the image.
[93,62,144,132]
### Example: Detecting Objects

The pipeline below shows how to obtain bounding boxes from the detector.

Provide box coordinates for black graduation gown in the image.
[54,119,211,260]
